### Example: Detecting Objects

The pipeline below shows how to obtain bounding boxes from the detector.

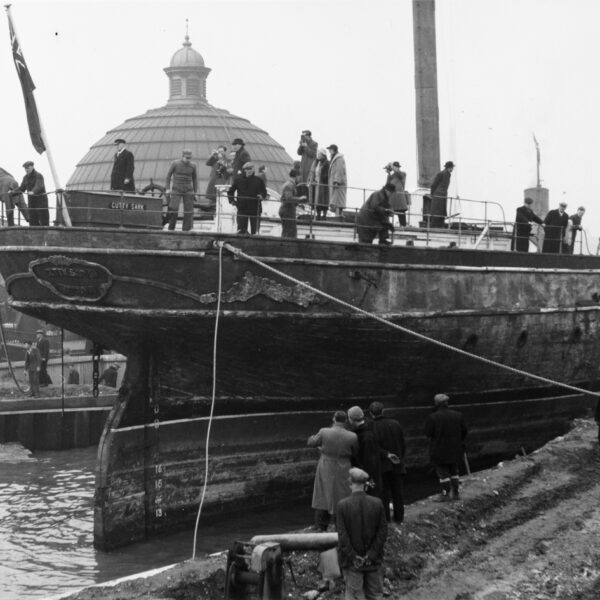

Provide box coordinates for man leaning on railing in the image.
[356,183,396,245]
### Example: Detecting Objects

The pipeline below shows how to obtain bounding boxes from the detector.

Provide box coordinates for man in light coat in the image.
[327,144,347,218]
[307,410,358,531]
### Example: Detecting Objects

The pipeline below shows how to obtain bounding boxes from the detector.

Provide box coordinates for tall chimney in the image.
[413,0,441,188]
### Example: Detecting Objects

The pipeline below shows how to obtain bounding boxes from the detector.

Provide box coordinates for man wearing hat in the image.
[297,130,318,196]
[427,160,455,228]
[336,467,387,599]
[327,144,347,219]
[227,162,267,235]
[542,201,569,254]
[229,138,251,180]
[348,406,383,500]
[307,410,358,531]
[511,197,544,252]
[424,394,468,501]
[99,362,120,388]
[566,206,585,254]
[356,183,396,245]
[17,161,49,226]
[110,139,135,192]
[386,162,409,227]
[164,149,198,231]
[35,329,52,386]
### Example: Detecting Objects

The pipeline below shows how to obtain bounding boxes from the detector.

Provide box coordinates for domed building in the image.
[66,35,293,197]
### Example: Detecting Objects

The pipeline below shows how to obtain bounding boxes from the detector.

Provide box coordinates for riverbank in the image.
[61,418,600,600]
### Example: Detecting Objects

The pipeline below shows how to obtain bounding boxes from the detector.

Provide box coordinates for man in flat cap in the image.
[427,160,455,228]
[542,201,569,254]
[110,139,135,192]
[35,329,52,386]
[307,410,358,531]
[229,138,251,180]
[227,162,267,235]
[348,406,383,500]
[164,149,198,231]
[17,161,49,226]
[424,394,468,501]
[336,467,387,600]
[511,197,544,252]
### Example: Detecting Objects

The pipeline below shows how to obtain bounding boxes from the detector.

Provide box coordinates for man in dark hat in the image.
[542,201,569,254]
[164,149,198,231]
[369,401,406,524]
[425,394,468,501]
[336,467,387,600]
[35,329,52,386]
[297,130,318,197]
[427,160,455,228]
[511,197,544,252]
[229,138,251,180]
[227,162,266,235]
[356,183,396,245]
[110,139,135,192]
[17,161,49,226]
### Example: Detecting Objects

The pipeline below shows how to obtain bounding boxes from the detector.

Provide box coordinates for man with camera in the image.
[297,130,318,195]
[356,183,396,245]
[205,145,230,207]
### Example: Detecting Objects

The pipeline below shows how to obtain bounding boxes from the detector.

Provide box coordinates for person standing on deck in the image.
[24,341,41,397]
[424,393,468,501]
[511,197,544,252]
[427,161,454,228]
[297,130,318,198]
[369,401,406,524]
[164,149,198,232]
[542,202,569,254]
[17,161,49,226]
[110,139,135,192]
[386,162,409,227]
[279,168,306,239]
[336,467,387,600]
[356,183,395,245]
[307,410,358,531]
[204,145,229,207]
[229,138,251,180]
[227,162,266,235]
[566,206,585,254]
[327,144,347,219]
[35,329,52,386]
[308,148,330,220]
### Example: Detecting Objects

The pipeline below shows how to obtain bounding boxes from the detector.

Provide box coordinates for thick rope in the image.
[192,241,224,559]
[223,242,600,399]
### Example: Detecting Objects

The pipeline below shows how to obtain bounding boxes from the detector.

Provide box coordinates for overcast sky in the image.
[1,0,599,248]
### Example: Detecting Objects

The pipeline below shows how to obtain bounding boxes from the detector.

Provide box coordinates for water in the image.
[0,443,439,600]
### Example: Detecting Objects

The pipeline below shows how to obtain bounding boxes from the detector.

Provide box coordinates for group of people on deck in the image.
[0,162,50,226]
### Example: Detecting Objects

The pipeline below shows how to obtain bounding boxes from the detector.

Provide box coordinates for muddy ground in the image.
[63,418,600,600]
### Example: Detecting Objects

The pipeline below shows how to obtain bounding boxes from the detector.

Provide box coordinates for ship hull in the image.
[0,226,597,548]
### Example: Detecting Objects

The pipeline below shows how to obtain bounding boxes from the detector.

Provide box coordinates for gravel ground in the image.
[62,418,600,600]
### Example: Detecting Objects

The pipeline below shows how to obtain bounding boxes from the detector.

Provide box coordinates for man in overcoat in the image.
[18,161,49,226]
[229,138,251,180]
[307,410,358,531]
[24,340,41,397]
[356,183,395,245]
[542,201,569,253]
[336,467,387,600]
[327,144,347,218]
[297,130,318,195]
[369,401,406,524]
[348,406,383,501]
[110,139,135,192]
[227,162,267,235]
[511,197,544,252]
[424,393,468,501]
[427,160,454,228]
[35,329,52,386]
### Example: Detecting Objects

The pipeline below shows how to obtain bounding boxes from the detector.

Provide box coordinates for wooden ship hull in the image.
[0,225,597,548]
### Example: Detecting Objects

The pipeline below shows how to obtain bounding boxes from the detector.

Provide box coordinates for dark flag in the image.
[7,11,46,154]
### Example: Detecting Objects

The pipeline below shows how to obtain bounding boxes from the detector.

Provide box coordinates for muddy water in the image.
[0,443,439,600]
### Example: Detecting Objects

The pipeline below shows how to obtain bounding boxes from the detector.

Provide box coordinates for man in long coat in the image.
[336,467,387,600]
[307,410,358,531]
[24,340,41,397]
[511,197,543,252]
[327,144,347,218]
[110,139,135,192]
[229,138,251,180]
[542,201,569,254]
[35,329,52,386]
[427,160,454,228]
[297,130,318,193]
[18,161,49,226]
[356,183,395,245]
[425,393,468,501]
[227,162,267,235]
[308,149,329,220]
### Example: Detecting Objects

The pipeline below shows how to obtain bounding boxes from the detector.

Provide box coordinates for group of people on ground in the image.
[512,198,585,254]
[307,394,467,598]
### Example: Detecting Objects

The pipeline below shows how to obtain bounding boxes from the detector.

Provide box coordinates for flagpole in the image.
[5,4,72,226]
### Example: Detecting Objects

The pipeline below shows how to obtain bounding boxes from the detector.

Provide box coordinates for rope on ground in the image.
[222,242,600,399]
[0,308,27,394]
[192,240,224,560]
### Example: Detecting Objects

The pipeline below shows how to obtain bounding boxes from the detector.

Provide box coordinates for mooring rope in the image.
[222,242,600,398]
[192,241,224,559]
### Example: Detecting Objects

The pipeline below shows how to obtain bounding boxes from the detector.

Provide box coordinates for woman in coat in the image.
[308,149,329,220]
[327,144,347,218]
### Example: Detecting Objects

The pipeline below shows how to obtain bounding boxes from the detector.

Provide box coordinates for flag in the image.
[7,11,46,154]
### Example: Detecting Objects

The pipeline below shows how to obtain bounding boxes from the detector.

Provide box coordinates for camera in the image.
[383,163,392,171]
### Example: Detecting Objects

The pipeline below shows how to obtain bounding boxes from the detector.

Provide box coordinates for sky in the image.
[1,0,599,249]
